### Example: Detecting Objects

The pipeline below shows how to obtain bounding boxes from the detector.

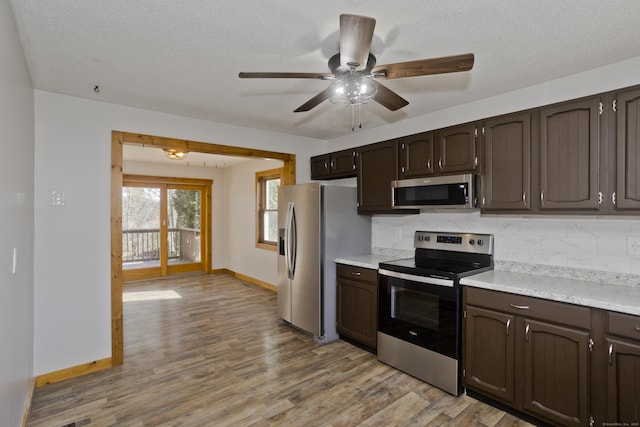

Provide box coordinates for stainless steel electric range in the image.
[377,230,494,396]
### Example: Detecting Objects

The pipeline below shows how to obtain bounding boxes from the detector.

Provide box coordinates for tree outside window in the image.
[256,168,282,250]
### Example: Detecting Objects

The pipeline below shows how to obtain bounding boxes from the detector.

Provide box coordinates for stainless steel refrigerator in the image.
[277,182,371,344]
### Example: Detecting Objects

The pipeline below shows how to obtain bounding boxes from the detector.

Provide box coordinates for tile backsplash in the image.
[372,211,640,275]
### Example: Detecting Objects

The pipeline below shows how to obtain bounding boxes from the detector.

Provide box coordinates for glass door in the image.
[166,185,202,275]
[122,183,163,280]
[122,176,211,281]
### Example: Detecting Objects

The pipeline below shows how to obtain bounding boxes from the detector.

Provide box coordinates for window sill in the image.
[256,242,277,252]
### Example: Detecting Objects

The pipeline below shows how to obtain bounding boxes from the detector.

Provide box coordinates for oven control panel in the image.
[414,231,493,254]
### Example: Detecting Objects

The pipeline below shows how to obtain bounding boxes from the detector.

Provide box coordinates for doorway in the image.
[122,175,212,281]
[111,131,296,366]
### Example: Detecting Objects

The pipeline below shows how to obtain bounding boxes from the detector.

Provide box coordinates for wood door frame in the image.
[111,131,296,365]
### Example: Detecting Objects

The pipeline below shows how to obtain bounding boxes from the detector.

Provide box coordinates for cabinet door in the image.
[540,98,600,210]
[357,140,404,214]
[399,132,434,178]
[483,112,531,211]
[435,123,478,174]
[330,149,357,178]
[464,305,516,405]
[606,337,640,425]
[522,319,590,426]
[337,277,377,349]
[615,88,640,209]
[310,154,331,179]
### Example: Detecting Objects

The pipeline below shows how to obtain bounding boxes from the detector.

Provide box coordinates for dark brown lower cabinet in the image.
[605,311,640,425]
[464,287,592,427]
[522,319,590,426]
[336,263,377,350]
[464,305,516,404]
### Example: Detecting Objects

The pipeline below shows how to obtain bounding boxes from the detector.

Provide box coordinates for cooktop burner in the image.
[379,231,494,280]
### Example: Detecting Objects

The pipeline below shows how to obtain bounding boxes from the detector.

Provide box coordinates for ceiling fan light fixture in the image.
[163,148,189,160]
[329,75,377,105]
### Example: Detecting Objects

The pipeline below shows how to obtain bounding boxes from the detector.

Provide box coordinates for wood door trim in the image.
[111,131,296,366]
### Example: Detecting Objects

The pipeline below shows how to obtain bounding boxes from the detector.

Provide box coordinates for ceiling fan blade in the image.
[372,53,475,79]
[372,80,409,111]
[239,72,334,79]
[339,14,376,71]
[293,87,333,112]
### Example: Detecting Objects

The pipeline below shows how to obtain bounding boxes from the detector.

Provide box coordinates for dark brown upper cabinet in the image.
[398,132,435,178]
[615,87,640,209]
[435,123,479,174]
[482,112,532,211]
[357,139,416,215]
[310,149,357,180]
[539,97,601,211]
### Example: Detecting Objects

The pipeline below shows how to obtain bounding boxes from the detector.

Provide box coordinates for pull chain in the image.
[350,104,364,132]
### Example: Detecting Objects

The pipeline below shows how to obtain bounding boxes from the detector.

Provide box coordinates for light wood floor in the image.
[28,273,533,427]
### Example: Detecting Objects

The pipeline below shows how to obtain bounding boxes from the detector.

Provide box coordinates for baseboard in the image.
[35,357,112,387]
[211,268,234,275]
[21,378,36,427]
[234,272,278,292]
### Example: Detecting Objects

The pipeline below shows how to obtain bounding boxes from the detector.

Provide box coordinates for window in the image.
[256,168,282,250]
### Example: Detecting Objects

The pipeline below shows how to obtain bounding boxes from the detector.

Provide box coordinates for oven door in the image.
[378,269,461,359]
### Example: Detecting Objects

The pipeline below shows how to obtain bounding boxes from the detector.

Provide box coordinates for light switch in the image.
[52,190,65,207]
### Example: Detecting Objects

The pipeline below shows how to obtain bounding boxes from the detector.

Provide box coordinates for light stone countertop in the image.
[461,268,640,316]
[335,254,406,270]
[336,253,640,316]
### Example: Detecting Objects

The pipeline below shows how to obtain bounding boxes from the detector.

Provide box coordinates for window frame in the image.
[255,168,283,251]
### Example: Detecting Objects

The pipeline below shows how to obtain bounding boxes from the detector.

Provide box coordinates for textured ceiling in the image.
[10,0,640,141]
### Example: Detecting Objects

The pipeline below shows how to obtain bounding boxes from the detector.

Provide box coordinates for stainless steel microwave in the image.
[391,173,478,210]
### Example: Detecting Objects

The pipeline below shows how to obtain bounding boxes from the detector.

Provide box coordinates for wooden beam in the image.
[121,132,294,162]
[111,131,124,366]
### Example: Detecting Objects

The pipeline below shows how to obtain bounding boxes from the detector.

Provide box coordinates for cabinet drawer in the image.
[465,287,591,329]
[608,311,640,341]
[336,264,377,284]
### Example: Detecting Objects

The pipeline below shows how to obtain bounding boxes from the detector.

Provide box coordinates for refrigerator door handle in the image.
[289,203,297,278]
[284,202,293,279]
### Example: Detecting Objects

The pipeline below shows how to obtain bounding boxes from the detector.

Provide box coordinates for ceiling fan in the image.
[239,14,475,114]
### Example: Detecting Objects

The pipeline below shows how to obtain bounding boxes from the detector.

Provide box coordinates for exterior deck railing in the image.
[122,228,200,263]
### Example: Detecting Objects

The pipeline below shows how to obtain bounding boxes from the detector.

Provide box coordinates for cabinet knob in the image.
[522,191,527,206]
[351,272,361,276]
[438,158,443,170]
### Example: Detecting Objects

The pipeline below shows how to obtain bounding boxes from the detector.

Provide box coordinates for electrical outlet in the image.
[629,237,640,256]
[52,190,65,207]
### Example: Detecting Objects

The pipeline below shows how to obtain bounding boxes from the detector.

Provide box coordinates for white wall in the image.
[123,160,229,269]
[225,158,284,285]
[328,56,640,276]
[0,0,35,424]
[34,91,321,375]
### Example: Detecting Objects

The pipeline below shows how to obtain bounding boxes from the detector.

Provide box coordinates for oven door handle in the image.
[378,268,455,287]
